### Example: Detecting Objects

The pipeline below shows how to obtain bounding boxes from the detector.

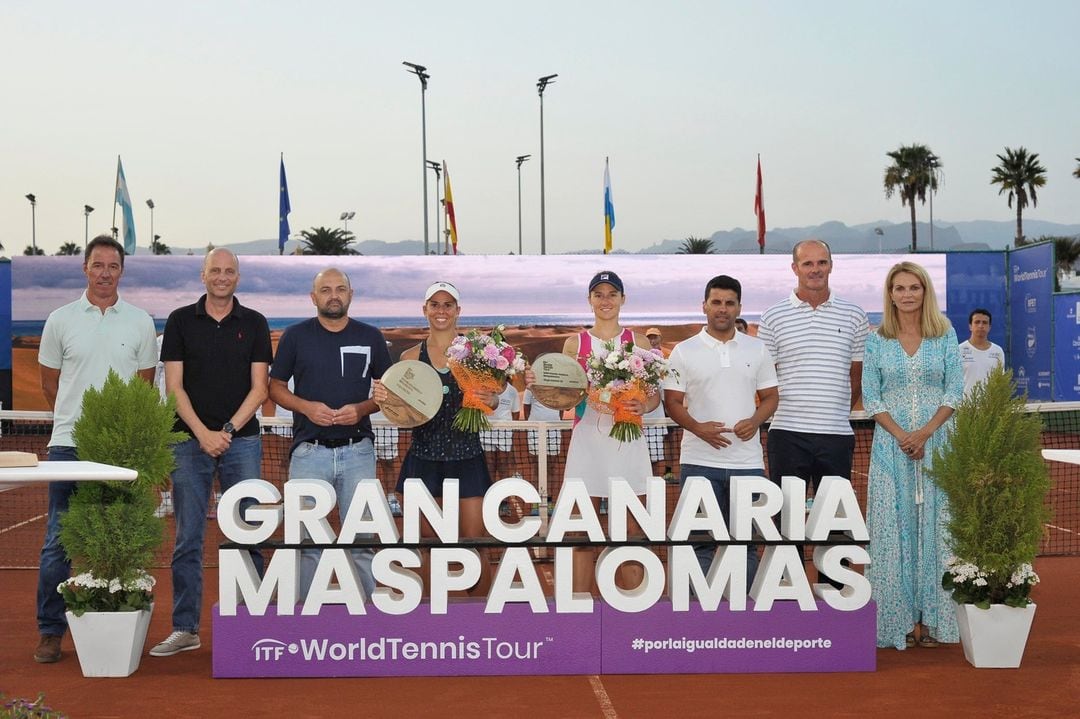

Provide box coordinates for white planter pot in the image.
[65,603,154,677]
[954,601,1036,668]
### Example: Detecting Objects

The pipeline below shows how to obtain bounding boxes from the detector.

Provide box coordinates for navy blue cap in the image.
[588,271,624,294]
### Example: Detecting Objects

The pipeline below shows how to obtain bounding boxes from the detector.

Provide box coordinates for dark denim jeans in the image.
[679,464,763,588]
[170,435,264,633]
[36,446,78,636]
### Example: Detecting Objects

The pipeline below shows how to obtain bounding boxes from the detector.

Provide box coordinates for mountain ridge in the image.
[182,220,1080,256]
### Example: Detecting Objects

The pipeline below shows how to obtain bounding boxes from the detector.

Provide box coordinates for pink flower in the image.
[495,356,510,371]
[483,343,500,361]
[628,355,646,373]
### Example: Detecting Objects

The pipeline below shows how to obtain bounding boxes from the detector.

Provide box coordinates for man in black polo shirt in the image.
[149,248,272,657]
[269,267,392,601]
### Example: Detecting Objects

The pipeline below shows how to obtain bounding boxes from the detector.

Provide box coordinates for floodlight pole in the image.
[537,74,557,255]
[25,193,37,253]
[405,61,431,255]
[515,155,531,255]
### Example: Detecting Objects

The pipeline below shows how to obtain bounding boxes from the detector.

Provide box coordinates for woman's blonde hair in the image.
[877,261,950,339]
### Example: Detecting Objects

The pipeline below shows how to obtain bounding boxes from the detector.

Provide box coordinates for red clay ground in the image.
[1,557,1078,718]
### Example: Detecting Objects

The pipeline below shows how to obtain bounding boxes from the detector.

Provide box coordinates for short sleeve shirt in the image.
[270,317,392,452]
[664,328,778,469]
[757,291,869,435]
[958,340,1005,396]
[160,295,273,437]
[38,292,158,447]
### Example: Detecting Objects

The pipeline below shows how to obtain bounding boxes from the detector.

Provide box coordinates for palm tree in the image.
[23,245,44,256]
[151,236,171,255]
[883,143,941,252]
[990,147,1047,246]
[299,226,359,255]
[677,236,715,254]
[1049,235,1080,277]
[55,242,81,256]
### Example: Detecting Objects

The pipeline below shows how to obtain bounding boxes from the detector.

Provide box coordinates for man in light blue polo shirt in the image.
[33,235,158,664]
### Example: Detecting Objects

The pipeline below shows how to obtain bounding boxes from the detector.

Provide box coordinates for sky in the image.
[11,254,946,322]
[2,1,1079,257]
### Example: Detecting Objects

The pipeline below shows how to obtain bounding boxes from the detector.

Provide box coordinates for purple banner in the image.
[212,600,600,678]
[601,600,876,674]
[213,598,875,677]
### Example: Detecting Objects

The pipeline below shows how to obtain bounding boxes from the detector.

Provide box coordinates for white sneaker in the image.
[149,631,201,657]
[154,491,173,518]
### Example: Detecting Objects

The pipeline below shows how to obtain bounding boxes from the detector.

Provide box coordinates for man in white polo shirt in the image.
[757,239,869,588]
[959,308,1005,396]
[664,275,778,586]
[33,235,158,664]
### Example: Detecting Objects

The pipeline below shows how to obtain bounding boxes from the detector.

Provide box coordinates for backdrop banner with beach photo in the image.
[9,253,954,412]
[5,250,1069,407]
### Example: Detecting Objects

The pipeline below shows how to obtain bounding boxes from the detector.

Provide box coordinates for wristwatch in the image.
[222,421,236,435]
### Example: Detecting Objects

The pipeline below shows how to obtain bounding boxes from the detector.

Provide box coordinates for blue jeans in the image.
[289,439,377,600]
[679,464,762,588]
[171,435,264,633]
[36,446,79,636]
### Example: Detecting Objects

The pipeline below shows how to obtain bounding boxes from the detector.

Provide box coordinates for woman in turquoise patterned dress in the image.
[862,261,963,650]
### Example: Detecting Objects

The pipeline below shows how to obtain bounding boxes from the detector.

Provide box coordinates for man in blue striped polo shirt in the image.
[757,239,869,588]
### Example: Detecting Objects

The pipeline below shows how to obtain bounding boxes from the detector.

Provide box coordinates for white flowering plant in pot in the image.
[930,366,1050,610]
[57,370,187,615]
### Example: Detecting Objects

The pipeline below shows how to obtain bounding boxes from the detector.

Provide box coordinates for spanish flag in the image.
[603,157,615,254]
[444,160,458,255]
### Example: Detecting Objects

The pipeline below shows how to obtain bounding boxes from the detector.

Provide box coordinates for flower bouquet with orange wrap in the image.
[586,340,672,443]
[446,325,527,433]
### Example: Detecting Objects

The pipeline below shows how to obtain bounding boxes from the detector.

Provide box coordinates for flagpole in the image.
[111,155,120,240]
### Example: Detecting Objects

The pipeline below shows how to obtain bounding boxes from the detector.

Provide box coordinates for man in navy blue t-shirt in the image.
[269,267,392,600]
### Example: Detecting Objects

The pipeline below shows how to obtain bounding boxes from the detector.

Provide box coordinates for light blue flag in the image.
[115,157,137,254]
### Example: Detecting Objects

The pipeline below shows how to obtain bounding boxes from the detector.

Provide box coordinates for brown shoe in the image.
[34,634,62,663]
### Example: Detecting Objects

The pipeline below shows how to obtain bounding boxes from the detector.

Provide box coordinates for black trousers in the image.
[766,428,856,589]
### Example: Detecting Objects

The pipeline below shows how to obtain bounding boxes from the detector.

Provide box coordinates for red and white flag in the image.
[754,155,766,251]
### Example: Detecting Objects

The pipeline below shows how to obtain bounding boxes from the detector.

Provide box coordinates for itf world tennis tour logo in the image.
[250,635,548,664]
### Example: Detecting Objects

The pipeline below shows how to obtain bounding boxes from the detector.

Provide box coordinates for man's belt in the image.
[310,437,363,449]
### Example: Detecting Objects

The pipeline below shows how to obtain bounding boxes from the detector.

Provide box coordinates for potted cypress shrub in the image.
[57,370,187,677]
[928,366,1050,668]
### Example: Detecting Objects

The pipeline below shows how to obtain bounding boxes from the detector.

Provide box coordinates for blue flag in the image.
[279,156,291,254]
[115,157,136,255]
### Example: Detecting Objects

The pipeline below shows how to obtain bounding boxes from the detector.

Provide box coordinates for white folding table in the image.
[0,461,137,493]
[1041,449,1080,466]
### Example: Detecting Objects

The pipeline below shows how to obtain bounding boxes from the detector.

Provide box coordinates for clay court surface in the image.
[1,557,1078,719]
[3,416,1079,716]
